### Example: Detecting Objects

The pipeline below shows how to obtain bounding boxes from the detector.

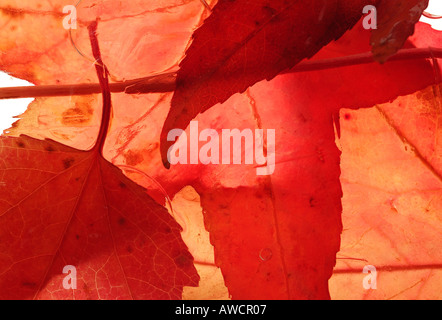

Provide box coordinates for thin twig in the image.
[423,11,442,19]
[1,47,441,100]
[0,72,177,100]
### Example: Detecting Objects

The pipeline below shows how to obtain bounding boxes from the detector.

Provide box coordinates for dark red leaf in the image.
[160,0,376,164]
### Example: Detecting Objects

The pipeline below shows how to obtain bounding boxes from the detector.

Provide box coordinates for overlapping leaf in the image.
[0,135,198,299]
[160,0,376,162]
[331,84,442,299]
[160,0,431,162]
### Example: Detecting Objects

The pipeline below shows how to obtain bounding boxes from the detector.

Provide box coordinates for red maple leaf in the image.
[0,19,198,300]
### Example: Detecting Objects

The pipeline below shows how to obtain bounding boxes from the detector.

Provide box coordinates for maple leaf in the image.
[0,20,198,300]
[160,0,374,163]
[331,84,442,299]
[160,0,432,163]
[0,135,198,299]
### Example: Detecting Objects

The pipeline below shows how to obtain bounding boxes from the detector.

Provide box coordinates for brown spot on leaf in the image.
[118,217,126,226]
[309,197,317,208]
[164,226,172,234]
[218,203,229,209]
[262,5,277,18]
[124,150,144,166]
[62,96,95,126]
[21,281,37,288]
[1,7,25,19]
[16,141,25,148]
[63,158,75,169]
[175,253,192,268]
